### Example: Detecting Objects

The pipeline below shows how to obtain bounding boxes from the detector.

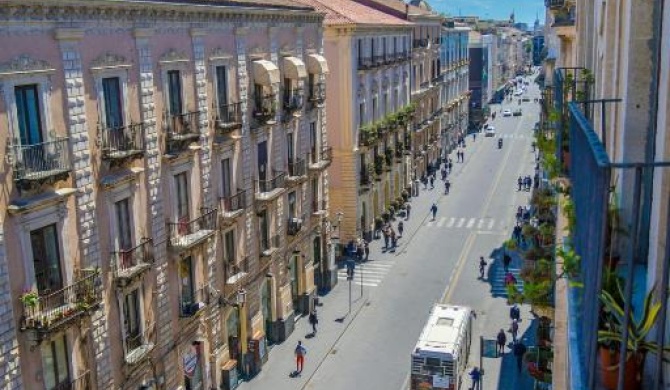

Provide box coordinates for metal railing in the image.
[359,169,372,187]
[308,146,333,165]
[288,158,306,177]
[11,137,71,182]
[167,208,218,248]
[215,102,243,133]
[260,234,281,252]
[252,93,277,122]
[257,171,286,193]
[287,216,304,236]
[357,56,373,70]
[124,324,155,365]
[220,189,246,213]
[52,370,91,390]
[544,0,565,9]
[413,38,428,48]
[552,7,575,27]
[283,89,304,112]
[179,285,209,317]
[20,269,101,331]
[111,238,154,280]
[100,123,145,159]
[166,111,200,141]
[420,81,430,90]
[308,83,326,105]
[372,55,385,66]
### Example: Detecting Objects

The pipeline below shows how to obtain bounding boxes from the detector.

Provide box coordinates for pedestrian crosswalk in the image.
[497,134,529,139]
[425,217,506,231]
[336,260,394,288]
[490,266,524,296]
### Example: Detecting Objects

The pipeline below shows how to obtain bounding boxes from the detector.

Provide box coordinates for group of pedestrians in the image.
[494,304,527,374]
[516,175,536,191]
[293,308,320,376]
[381,221,403,251]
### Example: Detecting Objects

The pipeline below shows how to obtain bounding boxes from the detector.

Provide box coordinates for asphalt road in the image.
[237,75,543,390]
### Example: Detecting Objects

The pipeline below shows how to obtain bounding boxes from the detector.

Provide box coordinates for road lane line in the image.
[440,232,477,304]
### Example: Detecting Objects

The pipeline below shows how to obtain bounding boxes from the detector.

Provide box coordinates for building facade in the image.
[0,0,330,389]
[440,21,471,145]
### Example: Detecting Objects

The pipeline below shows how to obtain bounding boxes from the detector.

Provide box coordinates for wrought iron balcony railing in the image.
[413,38,428,49]
[100,123,145,160]
[545,0,565,9]
[52,369,91,390]
[283,89,304,112]
[372,55,385,67]
[359,170,372,187]
[552,8,575,27]
[260,234,281,253]
[19,268,102,333]
[10,137,71,183]
[166,111,200,153]
[179,285,210,318]
[167,208,218,249]
[257,171,286,193]
[287,216,305,236]
[215,102,243,134]
[252,93,277,123]
[111,238,154,284]
[358,57,373,70]
[288,158,306,178]
[220,189,246,214]
[308,146,333,168]
[124,324,155,365]
[308,83,326,106]
[420,81,431,90]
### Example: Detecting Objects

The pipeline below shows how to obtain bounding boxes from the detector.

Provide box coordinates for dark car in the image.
[522,97,531,102]
[513,109,522,117]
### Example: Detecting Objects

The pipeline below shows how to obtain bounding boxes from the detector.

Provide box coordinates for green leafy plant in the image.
[20,291,39,308]
[557,246,580,279]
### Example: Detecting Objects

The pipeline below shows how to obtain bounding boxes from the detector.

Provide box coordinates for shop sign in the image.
[183,348,199,378]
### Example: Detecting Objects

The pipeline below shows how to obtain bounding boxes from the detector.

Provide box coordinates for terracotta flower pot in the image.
[599,347,642,390]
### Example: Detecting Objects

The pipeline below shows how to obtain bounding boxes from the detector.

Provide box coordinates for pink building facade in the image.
[0,1,329,389]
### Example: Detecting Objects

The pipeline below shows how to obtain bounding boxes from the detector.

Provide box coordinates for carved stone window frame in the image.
[208,50,238,108]
[90,55,132,130]
[159,49,192,115]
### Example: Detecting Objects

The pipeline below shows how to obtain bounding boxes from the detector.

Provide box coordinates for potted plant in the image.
[598,283,670,390]
[20,290,39,308]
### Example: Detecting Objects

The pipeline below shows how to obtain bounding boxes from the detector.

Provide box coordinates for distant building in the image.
[533,35,545,66]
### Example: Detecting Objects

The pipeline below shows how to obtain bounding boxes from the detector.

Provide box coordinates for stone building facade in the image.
[0,0,329,389]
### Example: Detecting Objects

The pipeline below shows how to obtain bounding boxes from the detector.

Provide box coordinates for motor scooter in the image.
[498,138,503,149]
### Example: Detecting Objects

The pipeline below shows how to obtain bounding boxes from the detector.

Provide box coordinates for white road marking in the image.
[477,219,484,229]
[488,219,495,230]
[447,217,456,228]
[437,217,446,227]
[457,218,466,228]
[466,218,475,228]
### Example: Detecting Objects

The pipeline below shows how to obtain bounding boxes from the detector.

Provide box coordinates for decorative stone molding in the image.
[190,28,206,37]
[133,28,154,38]
[90,52,131,71]
[209,47,233,62]
[235,26,249,36]
[54,27,84,41]
[159,48,189,64]
[0,54,55,77]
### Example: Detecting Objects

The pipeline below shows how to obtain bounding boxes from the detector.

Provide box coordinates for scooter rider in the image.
[498,137,503,149]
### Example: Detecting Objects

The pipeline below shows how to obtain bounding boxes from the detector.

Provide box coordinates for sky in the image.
[430,0,543,26]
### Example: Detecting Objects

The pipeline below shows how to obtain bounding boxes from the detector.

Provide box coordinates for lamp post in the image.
[237,288,248,377]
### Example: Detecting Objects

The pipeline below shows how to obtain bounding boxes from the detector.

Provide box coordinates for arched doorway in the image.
[260,279,273,344]
[226,309,240,361]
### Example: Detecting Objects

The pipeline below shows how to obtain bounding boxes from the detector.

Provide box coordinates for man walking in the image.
[364,241,370,261]
[469,367,482,390]
[397,221,404,237]
[429,175,435,189]
[406,203,412,220]
[517,176,523,191]
[444,179,451,195]
[430,203,438,220]
[503,253,512,273]
[513,341,527,373]
[295,341,307,374]
[510,318,519,343]
[448,159,453,173]
[383,227,390,249]
[309,309,318,335]
[496,329,507,356]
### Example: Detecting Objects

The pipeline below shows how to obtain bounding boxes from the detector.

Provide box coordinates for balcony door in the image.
[288,191,297,221]
[175,172,190,224]
[257,141,268,183]
[115,198,133,252]
[167,70,183,115]
[123,288,142,352]
[15,84,43,146]
[41,335,71,390]
[180,256,195,315]
[30,224,63,294]
[286,132,294,171]
[221,158,232,200]
[309,122,317,162]
[102,77,124,128]
[259,209,269,251]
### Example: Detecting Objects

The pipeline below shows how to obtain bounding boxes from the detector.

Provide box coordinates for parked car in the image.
[522,97,531,102]
[513,109,523,117]
[485,125,496,136]
[502,109,512,117]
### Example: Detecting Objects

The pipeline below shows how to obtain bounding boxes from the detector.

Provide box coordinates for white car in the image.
[485,126,496,137]
[502,109,512,117]
[514,90,523,96]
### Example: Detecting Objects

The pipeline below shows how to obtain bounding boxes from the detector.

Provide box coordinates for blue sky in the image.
[430,0,543,26]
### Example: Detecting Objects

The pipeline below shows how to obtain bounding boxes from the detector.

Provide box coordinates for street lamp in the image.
[237,288,248,377]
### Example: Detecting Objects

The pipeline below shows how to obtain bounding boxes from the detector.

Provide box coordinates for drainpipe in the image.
[405,4,409,20]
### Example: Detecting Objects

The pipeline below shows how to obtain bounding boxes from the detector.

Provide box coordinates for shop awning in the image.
[282,56,307,79]
[306,53,329,74]
[252,60,280,86]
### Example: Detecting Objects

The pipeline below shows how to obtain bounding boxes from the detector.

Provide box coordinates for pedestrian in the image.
[413,178,420,196]
[461,150,465,162]
[517,176,523,191]
[534,174,540,189]
[513,225,522,244]
[441,168,447,181]
[472,132,477,141]
[398,221,404,237]
[383,228,390,249]
[496,329,507,356]
[510,303,521,322]
[503,253,512,273]
[505,272,517,287]
[448,160,453,173]
[406,203,412,220]
[513,341,527,373]
[295,340,307,374]
[429,175,435,189]
[516,206,523,222]
[444,179,451,195]
[422,174,428,189]
[430,203,438,220]
[469,366,482,390]
[309,309,318,334]
[390,229,397,249]
[525,175,532,191]
[510,318,519,343]
[356,243,364,262]
[531,141,536,152]
[364,241,370,261]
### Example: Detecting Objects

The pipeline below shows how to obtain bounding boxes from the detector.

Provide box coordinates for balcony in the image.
[283,89,305,115]
[359,127,378,147]
[214,102,243,135]
[432,75,444,85]
[256,171,286,202]
[252,93,277,125]
[372,55,385,67]
[9,137,71,189]
[552,7,576,37]
[308,146,333,171]
[308,83,326,108]
[224,256,249,289]
[359,169,372,191]
[287,216,305,236]
[100,123,145,162]
[220,189,246,223]
[19,269,102,336]
[357,56,373,70]
[124,324,155,366]
[413,38,428,49]
[420,81,431,90]
[179,285,210,318]
[287,158,307,184]
[260,234,281,257]
[167,208,218,250]
[53,370,92,390]
[312,199,327,215]
[165,111,200,154]
[545,0,565,9]
[111,238,154,286]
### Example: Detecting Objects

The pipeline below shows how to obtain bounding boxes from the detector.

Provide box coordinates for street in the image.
[238,76,542,390]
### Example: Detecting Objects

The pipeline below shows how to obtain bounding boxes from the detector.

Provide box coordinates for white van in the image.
[410,304,473,390]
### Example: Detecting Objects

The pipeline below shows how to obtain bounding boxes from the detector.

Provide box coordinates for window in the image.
[215,65,229,108]
[372,97,378,122]
[383,93,388,116]
[15,84,43,145]
[370,38,375,57]
[311,178,319,212]
[167,70,183,115]
[288,191,297,220]
[286,132,294,164]
[115,198,133,251]
[283,78,293,104]
[31,224,63,294]
[310,122,317,161]
[308,74,315,98]
[175,172,190,222]
[123,288,142,351]
[359,103,365,127]
[223,229,235,264]
[393,37,397,54]
[221,158,232,199]
[259,210,269,251]
[102,77,123,128]
[41,335,70,390]
[180,256,195,314]
[257,141,268,182]
[382,37,387,58]
[358,39,363,62]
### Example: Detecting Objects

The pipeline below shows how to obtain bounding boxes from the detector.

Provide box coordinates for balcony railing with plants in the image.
[214,101,243,134]
[308,82,326,106]
[257,171,286,193]
[384,148,394,168]
[165,111,200,154]
[283,88,304,113]
[359,167,372,187]
[10,137,71,184]
[374,155,385,176]
[167,208,218,249]
[359,125,379,147]
[100,122,145,160]
[19,268,102,333]
[252,92,277,123]
[220,189,246,215]
[111,238,154,284]
[179,285,209,317]
[260,234,281,254]
[124,323,155,365]
[287,158,306,178]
